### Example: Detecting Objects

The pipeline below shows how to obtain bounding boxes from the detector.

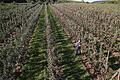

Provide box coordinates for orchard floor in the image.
[21,5,90,80]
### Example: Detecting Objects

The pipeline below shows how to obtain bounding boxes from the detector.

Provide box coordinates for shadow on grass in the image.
[48,7,90,80]
[20,9,49,80]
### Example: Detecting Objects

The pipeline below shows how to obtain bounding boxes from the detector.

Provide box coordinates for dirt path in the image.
[45,4,64,80]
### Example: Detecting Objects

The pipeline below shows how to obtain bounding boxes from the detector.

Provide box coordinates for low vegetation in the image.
[0,2,120,80]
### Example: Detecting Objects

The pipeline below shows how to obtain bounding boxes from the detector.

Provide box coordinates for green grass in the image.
[20,4,91,80]
[48,6,90,80]
[20,7,49,80]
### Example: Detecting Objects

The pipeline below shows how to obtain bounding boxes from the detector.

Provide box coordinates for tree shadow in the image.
[20,11,49,80]
[49,12,90,80]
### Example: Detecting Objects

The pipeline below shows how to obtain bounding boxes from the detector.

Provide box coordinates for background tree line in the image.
[0,0,57,3]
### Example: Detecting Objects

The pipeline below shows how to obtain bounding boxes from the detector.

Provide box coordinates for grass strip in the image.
[48,6,90,80]
[20,7,49,80]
